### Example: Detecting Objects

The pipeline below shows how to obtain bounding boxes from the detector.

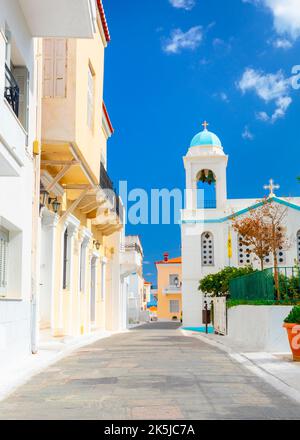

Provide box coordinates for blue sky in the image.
[103,0,300,284]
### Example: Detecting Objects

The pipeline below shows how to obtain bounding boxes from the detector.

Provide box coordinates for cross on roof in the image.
[264,179,280,198]
[202,121,209,131]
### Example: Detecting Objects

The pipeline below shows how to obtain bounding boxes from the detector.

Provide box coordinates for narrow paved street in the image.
[1,322,300,420]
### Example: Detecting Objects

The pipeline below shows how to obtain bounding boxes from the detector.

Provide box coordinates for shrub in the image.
[199,266,256,297]
[284,306,300,324]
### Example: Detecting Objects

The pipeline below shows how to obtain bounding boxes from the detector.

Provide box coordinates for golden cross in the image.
[264,179,280,198]
[202,121,209,131]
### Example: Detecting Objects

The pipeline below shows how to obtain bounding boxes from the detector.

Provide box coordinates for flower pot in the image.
[283,323,300,361]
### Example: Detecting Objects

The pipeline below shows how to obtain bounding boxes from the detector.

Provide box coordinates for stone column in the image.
[39,208,59,332]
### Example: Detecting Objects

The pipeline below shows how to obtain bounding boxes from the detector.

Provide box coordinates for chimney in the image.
[163,252,169,262]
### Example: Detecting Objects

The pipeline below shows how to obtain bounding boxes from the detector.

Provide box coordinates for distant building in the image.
[156,253,182,321]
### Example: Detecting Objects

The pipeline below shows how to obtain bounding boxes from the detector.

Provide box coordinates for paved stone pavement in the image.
[1,322,300,420]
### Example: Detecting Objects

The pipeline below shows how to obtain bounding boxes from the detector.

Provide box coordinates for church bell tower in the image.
[183,122,228,211]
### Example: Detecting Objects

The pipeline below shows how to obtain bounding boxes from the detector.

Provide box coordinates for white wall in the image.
[228,306,293,352]
[0,0,36,364]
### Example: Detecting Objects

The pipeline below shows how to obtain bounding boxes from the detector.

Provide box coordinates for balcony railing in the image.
[198,200,217,209]
[100,162,123,222]
[4,64,19,117]
[121,242,143,256]
[163,285,182,294]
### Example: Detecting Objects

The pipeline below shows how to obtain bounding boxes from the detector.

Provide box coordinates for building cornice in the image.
[181,197,300,224]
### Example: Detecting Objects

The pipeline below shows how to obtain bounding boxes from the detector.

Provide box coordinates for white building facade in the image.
[181,124,300,327]
[0,0,97,366]
[120,235,145,325]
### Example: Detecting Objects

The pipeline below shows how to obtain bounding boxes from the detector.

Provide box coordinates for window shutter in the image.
[54,39,67,98]
[0,229,9,296]
[43,39,54,98]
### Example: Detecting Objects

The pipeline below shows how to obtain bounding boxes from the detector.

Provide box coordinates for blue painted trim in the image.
[181,197,300,224]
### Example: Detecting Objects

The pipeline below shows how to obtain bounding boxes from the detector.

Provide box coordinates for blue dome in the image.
[190,129,222,148]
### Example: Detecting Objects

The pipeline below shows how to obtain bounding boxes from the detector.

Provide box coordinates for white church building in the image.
[181,123,300,328]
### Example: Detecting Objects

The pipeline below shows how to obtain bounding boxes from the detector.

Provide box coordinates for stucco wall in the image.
[0,300,31,365]
[227,306,293,352]
[157,262,182,320]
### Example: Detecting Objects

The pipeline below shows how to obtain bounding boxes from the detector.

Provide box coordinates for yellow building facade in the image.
[156,254,182,321]
[38,1,126,339]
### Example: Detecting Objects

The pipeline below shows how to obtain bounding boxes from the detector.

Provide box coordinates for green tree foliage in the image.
[199,266,256,297]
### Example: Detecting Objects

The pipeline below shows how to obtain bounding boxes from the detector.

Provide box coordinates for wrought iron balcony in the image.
[121,242,143,256]
[100,162,123,222]
[4,64,19,117]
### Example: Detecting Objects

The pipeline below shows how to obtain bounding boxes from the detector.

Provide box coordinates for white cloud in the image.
[244,0,300,40]
[169,0,196,10]
[214,92,230,102]
[272,38,293,49]
[242,126,254,140]
[238,68,289,101]
[162,26,203,54]
[238,68,292,122]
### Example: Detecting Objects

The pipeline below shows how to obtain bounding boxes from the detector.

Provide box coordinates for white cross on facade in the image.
[264,179,280,198]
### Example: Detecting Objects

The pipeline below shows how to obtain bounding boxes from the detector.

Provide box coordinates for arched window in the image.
[197,169,216,209]
[277,247,286,265]
[201,232,214,266]
[237,234,251,266]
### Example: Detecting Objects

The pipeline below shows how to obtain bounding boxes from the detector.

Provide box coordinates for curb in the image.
[181,329,300,405]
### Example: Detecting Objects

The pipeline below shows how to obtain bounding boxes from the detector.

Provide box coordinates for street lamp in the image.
[40,183,49,208]
[49,197,61,214]
[93,240,101,251]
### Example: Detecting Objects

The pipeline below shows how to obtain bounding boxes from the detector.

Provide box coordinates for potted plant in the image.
[283,306,300,361]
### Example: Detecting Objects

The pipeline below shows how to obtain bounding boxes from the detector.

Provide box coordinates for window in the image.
[201,232,214,266]
[0,228,9,297]
[62,228,68,289]
[87,64,95,130]
[79,242,87,292]
[169,274,179,287]
[4,24,29,130]
[277,247,286,265]
[43,39,67,98]
[238,235,251,266]
[169,300,179,313]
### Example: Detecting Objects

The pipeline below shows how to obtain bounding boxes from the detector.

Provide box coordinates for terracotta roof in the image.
[144,281,152,285]
[102,102,114,134]
[155,257,182,265]
[97,0,111,43]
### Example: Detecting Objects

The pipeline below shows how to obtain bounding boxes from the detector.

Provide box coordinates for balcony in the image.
[120,239,143,276]
[162,286,182,295]
[4,65,19,118]
[18,0,96,38]
[99,162,123,222]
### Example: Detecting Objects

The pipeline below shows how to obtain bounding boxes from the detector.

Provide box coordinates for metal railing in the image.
[198,200,217,209]
[4,64,19,117]
[100,162,123,222]
[120,242,143,256]
[229,267,300,302]
[163,285,182,294]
